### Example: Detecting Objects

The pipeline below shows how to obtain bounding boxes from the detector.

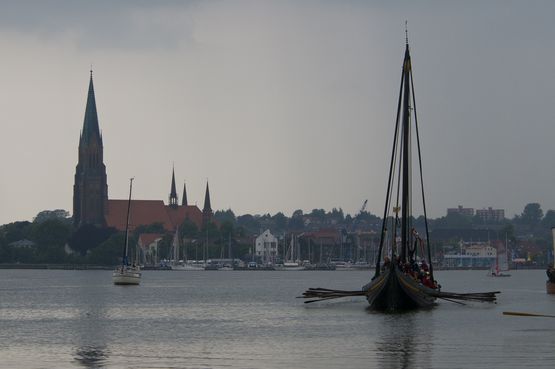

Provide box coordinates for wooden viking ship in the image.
[300,33,499,310]
[363,35,437,310]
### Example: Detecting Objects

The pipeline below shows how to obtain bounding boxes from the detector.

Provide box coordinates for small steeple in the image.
[169,166,178,208]
[81,70,102,145]
[182,181,188,206]
[203,181,212,213]
[202,180,213,228]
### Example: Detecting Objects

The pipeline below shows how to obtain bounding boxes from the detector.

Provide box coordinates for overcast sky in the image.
[0,0,554,225]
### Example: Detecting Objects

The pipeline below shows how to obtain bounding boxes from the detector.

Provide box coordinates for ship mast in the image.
[374,29,433,281]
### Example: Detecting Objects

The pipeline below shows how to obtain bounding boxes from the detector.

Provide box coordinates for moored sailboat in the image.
[490,236,511,277]
[279,234,304,271]
[112,178,141,285]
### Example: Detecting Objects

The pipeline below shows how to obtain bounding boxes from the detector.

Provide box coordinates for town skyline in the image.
[1,1,554,225]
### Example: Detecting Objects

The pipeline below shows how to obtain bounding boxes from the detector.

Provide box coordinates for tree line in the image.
[0,203,553,265]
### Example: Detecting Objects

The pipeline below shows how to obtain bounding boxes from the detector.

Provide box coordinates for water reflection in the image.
[74,345,109,368]
[372,311,433,369]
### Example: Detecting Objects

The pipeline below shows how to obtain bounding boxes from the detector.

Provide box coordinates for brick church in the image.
[73,72,212,232]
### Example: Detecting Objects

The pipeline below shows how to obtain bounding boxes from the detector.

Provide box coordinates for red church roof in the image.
[105,199,203,232]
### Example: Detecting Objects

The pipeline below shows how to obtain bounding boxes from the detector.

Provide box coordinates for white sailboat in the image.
[280,234,304,271]
[490,236,511,277]
[113,178,141,285]
[171,228,205,271]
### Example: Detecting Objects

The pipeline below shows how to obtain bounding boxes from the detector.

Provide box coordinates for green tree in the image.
[30,219,72,263]
[542,210,555,229]
[31,219,72,248]
[329,208,345,223]
[289,210,305,231]
[180,219,199,239]
[521,203,543,228]
[202,221,220,239]
[33,209,71,224]
[1,221,32,244]
[310,209,326,220]
[214,209,236,225]
[68,224,117,256]
[272,212,288,231]
[499,224,516,243]
[87,233,126,265]
[219,220,235,238]
[237,214,260,233]
[9,246,35,263]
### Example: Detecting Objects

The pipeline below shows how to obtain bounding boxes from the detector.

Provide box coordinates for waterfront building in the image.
[255,229,278,264]
[476,207,505,223]
[446,205,474,217]
[442,241,496,268]
[72,72,212,232]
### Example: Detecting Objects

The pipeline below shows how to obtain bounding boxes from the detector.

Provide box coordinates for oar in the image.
[503,311,555,318]
[437,296,466,305]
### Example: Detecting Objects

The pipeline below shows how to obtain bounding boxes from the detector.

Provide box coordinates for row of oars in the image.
[298,287,500,304]
[427,290,499,305]
[300,288,555,319]
[299,288,367,304]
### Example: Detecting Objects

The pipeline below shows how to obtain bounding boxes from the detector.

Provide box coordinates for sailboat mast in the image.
[374,64,405,277]
[410,68,434,280]
[400,43,412,264]
[122,178,134,266]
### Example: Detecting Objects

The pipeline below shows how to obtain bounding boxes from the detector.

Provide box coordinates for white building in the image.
[255,229,278,264]
[476,207,505,223]
[442,241,496,268]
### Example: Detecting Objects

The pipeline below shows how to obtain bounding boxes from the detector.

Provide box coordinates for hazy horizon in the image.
[1,0,554,224]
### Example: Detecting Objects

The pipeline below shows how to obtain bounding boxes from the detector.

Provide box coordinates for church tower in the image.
[202,181,213,227]
[169,167,178,208]
[73,71,108,227]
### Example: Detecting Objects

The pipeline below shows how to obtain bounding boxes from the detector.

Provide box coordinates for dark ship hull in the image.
[365,264,436,311]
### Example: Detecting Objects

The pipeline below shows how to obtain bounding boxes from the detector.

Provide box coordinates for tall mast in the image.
[400,42,412,263]
[122,178,134,266]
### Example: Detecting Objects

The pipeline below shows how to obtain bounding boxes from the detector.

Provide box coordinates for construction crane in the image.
[358,199,368,216]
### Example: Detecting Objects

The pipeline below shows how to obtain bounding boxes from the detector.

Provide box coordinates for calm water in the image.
[0,269,553,369]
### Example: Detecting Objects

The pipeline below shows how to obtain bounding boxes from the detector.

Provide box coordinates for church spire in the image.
[203,181,212,212]
[202,181,213,227]
[80,70,102,145]
[182,181,188,206]
[169,166,178,208]
[73,71,108,227]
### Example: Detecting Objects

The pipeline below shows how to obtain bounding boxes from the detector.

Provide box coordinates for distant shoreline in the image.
[0,264,547,271]
[0,264,112,270]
